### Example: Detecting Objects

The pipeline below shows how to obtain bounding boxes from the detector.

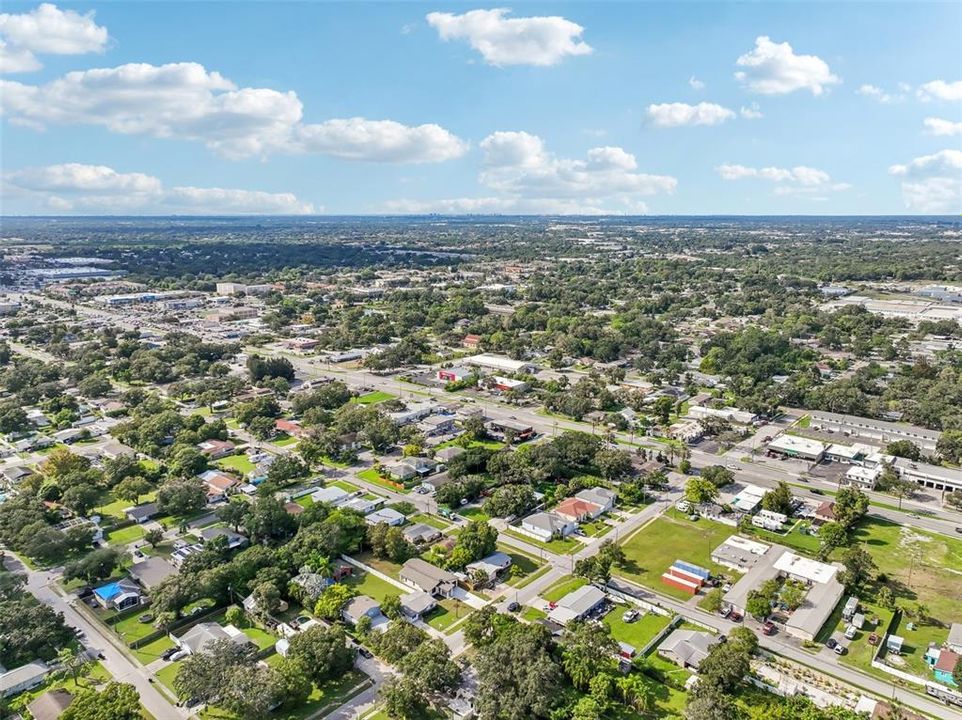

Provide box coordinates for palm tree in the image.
[312,554,334,579]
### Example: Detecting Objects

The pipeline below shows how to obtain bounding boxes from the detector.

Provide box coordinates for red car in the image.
[762,621,776,636]
[730,611,743,623]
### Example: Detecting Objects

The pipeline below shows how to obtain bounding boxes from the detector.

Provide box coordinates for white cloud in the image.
[0,3,107,73]
[888,149,962,213]
[716,162,848,195]
[688,76,705,90]
[4,162,316,214]
[388,131,675,214]
[0,61,467,162]
[923,117,962,136]
[646,102,736,128]
[917,80,962,101]
[293,118,467,163]
[425,8,591,66]
[478,131,676,199]
[739,103,763,119]
[735,36,840,95]
[856,83,905,103]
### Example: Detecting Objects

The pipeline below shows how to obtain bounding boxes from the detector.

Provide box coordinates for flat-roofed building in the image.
[809,410,941,453]
[463,353,536,375]
[547,585,607,625]
[893,457,962,493]
[767,434,826,462]
[711,536,771,572]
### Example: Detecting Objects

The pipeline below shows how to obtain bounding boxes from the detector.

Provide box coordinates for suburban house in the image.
[342,595,388,630]
[554,497,602,523]
[421,415,456,436]
[519,511,576,542]
[128,556,177,591]
[435,446,465,464]
[546,585,607,626]
[400,558,458,598]
[312,486,350,505]
[124,501,160,524]
[465,551,513,583]
[0,661,50,698]
[924,647,961,686]
[403,523,442,545]
[385,462,418,482]
[174,622,253,656]
[27,688,75,720]
[948,623,962,654]
[275,419,305,438]
[365,508,406,526]
[658,629,720,669]
[400,591,437,619]
[198,469,240,502]
[575,487,617,513]
[813,501,837,525]
[196,526,248,550]
[93,578,142,610]
[197,439,235,460]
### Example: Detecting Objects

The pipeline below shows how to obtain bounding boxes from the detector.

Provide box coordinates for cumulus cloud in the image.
[1,61,467,162]
[739,103,763,119]
[688,76,705,90]
[889,149,962,213]
[388,131,675,214]
[0,3,107,73]
[856,83,905,103]
[646,102,736,128]
[716,162,849,195]
[917,80,962,101]
[4,162,316,214]
[735,36,839,95]
[425,8,591,66]
[923,117,962,136]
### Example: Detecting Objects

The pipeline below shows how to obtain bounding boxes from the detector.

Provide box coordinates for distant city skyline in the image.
[1,1,960,216]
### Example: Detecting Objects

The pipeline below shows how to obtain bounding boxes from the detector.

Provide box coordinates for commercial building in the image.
[488,418,535,442]
[688,405,757,425]
[893,458,962,493]
[711,536,771,572]
[767,434,826,462]
[463,353,536,375]
[808,411,941,454]
[437,367,474,383]
[722,544,844,642]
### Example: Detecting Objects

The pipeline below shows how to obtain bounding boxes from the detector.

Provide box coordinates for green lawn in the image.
[522,606,547,622]
[330,479,362,493]
[615,510,734,600]
[603,607,672,651]
[132,635,176,664]
[424,598,470,632]
[155,660,181,693]
[542,575,588,602]
[580,519,614,538]
[216,454,256,474]
[357,468,410,493]
[882,614,950,678]
[743,520,822,556]
[271,435,299,447]
[845,517,962,623]
[295,494,314,508]
[106,523,146,545]
[344,568,405,602]
[98,490,157,520]
[113,611,162,643]
[435,436,504,451]
[499,546,543,586]
[459,506,490,523]
[504,528,581,555]
[352,391,396,405]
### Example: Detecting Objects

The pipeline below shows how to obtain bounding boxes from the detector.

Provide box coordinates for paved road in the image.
[3,555,186,720]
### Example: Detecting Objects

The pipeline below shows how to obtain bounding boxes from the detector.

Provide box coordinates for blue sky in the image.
[1,1,960,215]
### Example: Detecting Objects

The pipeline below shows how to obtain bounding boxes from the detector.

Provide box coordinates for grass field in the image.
[744,520,822,556]
[98,490,158,519]
[542,575,588,602]
[615,510,734,600]
[271,435,299,447]
[344,567,405,602]
[113,611,161,643]
[846,517,962,623]
[603,608,673,651]
[522,606,547,622]
[424,597,470,632]
[504,528,581,555]
[330,479,362,492]
[216,454,256,474]
[357,468,410,494]
[132,635,176,664]
[409,512,449,530]
[458,506,490,523]
[106,523,146,545]
[353,391,396,405]
[498,546,543,586]
[155,660,181,693]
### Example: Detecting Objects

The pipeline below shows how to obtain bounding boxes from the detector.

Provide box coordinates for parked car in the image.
[834,644,846,655]
[161,647,179,661]
[170,649,189,662]
[507,601,520,612]
[826,638,837,649]
[622,609,640,623]
[358,647,373,659]
[811,489,824,495]
[762,621,776,636]
[844,625,857,640]
[719,606,732,618]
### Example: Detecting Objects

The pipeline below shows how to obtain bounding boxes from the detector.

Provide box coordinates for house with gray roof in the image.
[400,558,457,598]
[658,629,720,669]
[400,591,437,619]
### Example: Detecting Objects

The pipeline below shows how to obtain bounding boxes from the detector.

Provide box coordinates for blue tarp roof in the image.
[94,581,122,601]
